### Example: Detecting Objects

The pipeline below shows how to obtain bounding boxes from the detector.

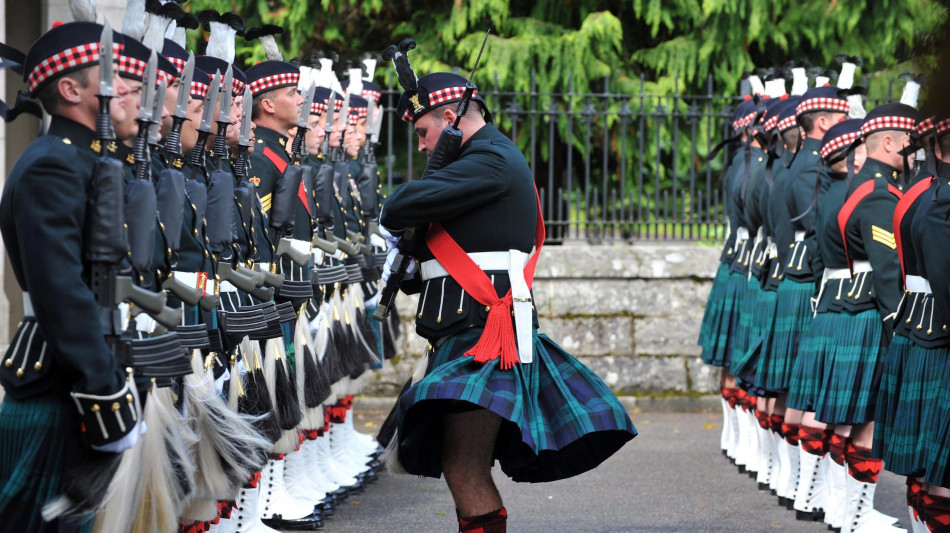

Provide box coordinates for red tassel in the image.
[465,296,518,369]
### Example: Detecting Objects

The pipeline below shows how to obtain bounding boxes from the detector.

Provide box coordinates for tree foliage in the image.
[188,0,945,97]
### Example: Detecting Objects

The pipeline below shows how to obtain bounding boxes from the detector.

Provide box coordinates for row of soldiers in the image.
[0,0,402,531]
[699,55,950,533]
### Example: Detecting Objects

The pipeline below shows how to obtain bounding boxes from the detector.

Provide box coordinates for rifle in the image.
[86,23,182,331]
[201,70,272,300]
[266,83,315,302]
[373,30,490,321]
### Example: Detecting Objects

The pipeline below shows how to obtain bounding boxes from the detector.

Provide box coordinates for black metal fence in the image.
[375,73,899,244]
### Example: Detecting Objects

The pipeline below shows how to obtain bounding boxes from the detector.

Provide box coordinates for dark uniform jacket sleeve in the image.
[3,139,125,399]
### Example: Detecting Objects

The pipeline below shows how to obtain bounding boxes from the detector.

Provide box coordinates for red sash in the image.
[838,180,901,273]
[892,177,933,284]
[263,146,311,216]
[425,186,545,369]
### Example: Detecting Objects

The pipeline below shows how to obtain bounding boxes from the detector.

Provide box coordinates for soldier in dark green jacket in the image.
[380,71,635,532]
[0,22,141,531]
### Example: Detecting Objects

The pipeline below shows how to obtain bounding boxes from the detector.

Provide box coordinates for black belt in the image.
[276,301,297,324]
[278,279,313,300]
[121,332,192,379]
[176,324,211,351]
[345,264,363,283]
[312,265,348,284]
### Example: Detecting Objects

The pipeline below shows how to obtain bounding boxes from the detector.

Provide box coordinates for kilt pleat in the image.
[729,277,760,375]
[702,272,747,367]
[762,279,813,392]
[0,395,91,533]
[921,347,950,486]
[698,263,730,356]
[394,329,637,483]
[732,287,777,389]
[814,309,885,425]
[786,311,838,412]
[874,338,945,476]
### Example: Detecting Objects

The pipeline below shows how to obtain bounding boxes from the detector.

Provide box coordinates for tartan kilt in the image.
[761,278,813,392]
[814,309,886,425]
[729,277,760,373]
[393,329,637,483]
[731,287,777,390]
[698,263,730,356]
[873,337,945,476]
[786,310,838,412]
[0,394,92,533]
[921,347,950,487]
[702,272,747,367]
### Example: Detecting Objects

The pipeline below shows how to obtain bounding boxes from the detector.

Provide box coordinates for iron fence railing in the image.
[375,73,898,244]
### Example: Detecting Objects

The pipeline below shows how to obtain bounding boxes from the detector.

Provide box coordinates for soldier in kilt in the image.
[379,70,636,532]
[0,22,142,532]
[703,96,764,466]
[890,116,950,532]
[815,103,918,533]
[762,85,847,522]
[870,109,940,532]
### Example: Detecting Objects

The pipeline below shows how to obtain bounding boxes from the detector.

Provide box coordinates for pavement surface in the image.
[297,408,908,533]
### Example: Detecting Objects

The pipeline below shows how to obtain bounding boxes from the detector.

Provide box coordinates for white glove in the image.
[91,420,146,453]
[378,224,400,252]
[382,247,417,283]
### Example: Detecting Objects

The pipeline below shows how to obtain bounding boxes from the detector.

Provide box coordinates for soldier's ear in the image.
[57,76,85,106]
[442,106,456,125]
[260,96,276,115]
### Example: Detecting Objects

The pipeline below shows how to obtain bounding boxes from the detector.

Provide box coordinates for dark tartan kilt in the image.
[731,287,777,392]
[393,329,637,483]
[874,337,945,476]
[762,278,813,393]
[699,263,730,356]
[814,309,886,425]
[729,277,760,376]
[702,272,747,368]
[0,394,92,533]
[786,310,838,412]
[921,346,950,487]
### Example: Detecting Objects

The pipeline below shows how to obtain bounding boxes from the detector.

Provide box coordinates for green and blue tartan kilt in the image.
[873,337,945,476]
[0,395,92,533]
[786,310,838,412]
[730,277,760,372]
[761,279,813,393]
[731,287,777,389]
[698,263,730,356]
[393,329,637,483]
[702,272,747,367]
[921,349,950,487]
[814,309,886,425]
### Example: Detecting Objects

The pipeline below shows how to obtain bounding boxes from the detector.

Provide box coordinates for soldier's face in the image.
[414,110,448,157]
[329,119,344,148]
[106,68,131,125]
[180,96,205,154]
[356,118,367,147]
[272,86,303,133]
[344,123,362,158]
[226,93,242,148]
[305,114,324,154]
[114,78,142,141]
[161,78,180,138]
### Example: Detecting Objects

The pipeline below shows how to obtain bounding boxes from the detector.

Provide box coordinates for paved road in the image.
[305,409,907,533]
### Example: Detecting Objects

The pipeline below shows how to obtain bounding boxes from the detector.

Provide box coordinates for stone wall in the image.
[365,242,721,397]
